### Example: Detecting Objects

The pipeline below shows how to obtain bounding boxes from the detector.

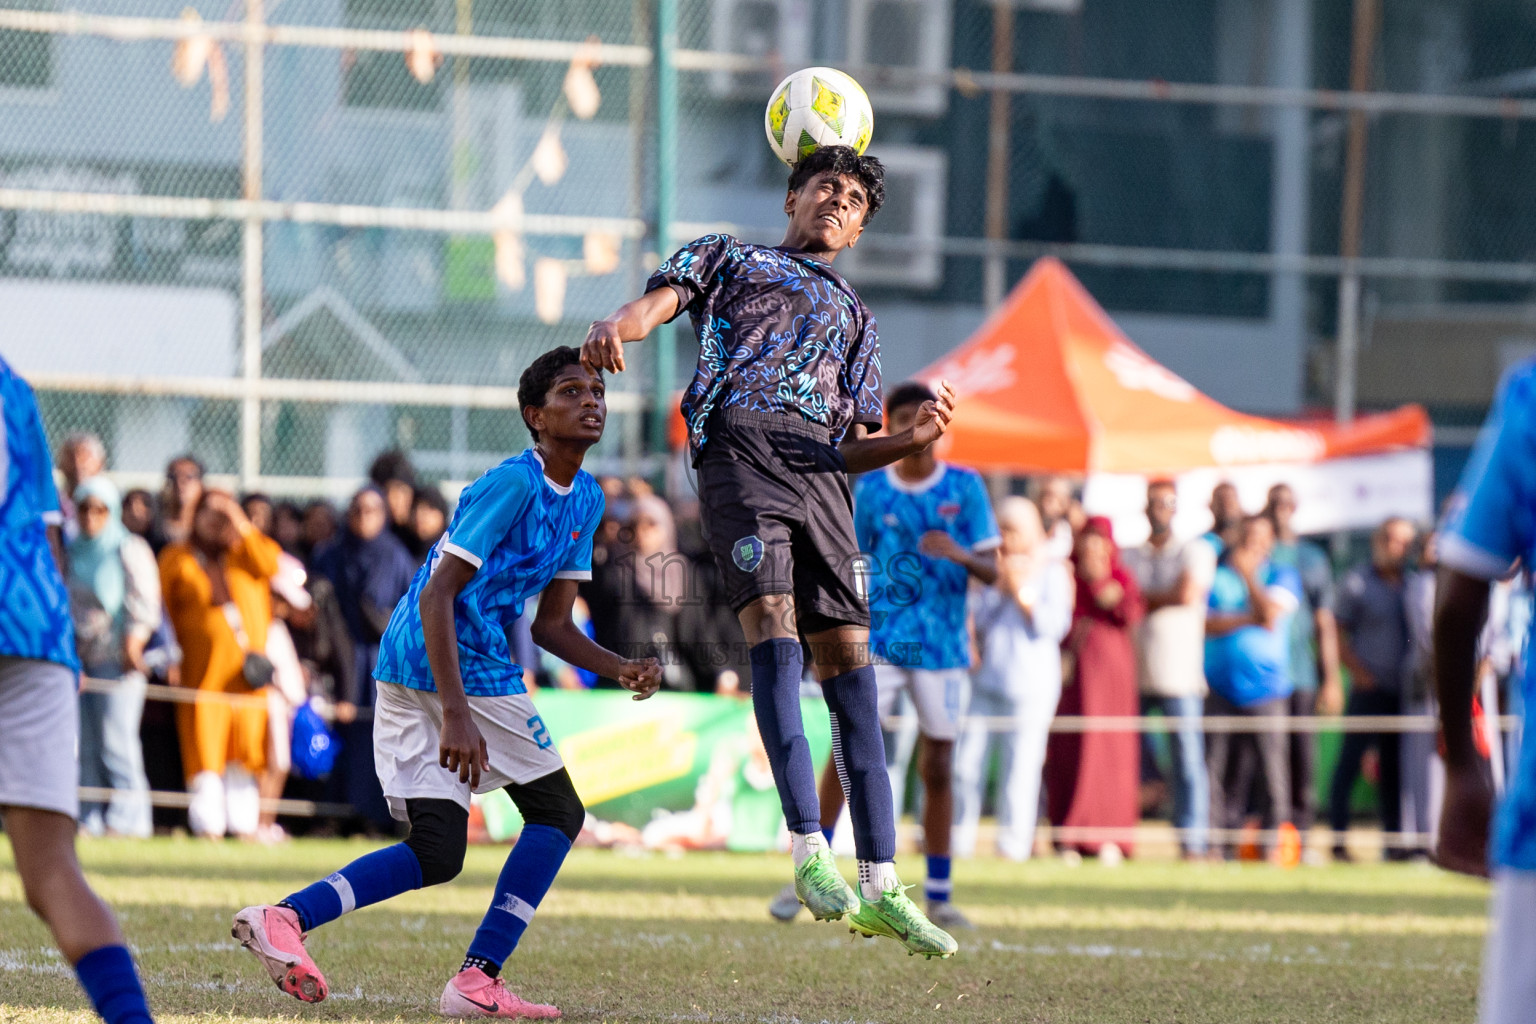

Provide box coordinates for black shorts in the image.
[696,408,869,635]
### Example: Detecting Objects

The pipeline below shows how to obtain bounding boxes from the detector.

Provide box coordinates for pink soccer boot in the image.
[231,904,329,1003]
[439,967,560,1019]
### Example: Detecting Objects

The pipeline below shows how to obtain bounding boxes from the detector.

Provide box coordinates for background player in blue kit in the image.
[842,381,998,928]
[1433,357,1536,1024]
[0,354,156,1024]
[583,145,962,958]
[233,347,662,1019]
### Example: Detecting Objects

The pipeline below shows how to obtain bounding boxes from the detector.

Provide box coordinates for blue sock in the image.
[465,824,572,970]
[74,945,152,1024]
[822,825,836,846]
[821,666,896,863]
[925,854,952,904]
[749,639,821,836]
[282,843,424,931]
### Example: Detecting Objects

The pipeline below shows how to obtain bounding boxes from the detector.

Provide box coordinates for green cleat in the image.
[794,849,859,921]
[848,882,959,959]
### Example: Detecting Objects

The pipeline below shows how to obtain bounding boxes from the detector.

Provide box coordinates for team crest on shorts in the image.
[732,535,765,573]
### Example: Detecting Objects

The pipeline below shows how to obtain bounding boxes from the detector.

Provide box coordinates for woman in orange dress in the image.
[159,489,280,838]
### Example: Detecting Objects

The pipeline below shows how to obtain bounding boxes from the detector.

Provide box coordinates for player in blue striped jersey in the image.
[0,354,156,1024]
[234,348,661,1019]
[1435,357,1536,1024]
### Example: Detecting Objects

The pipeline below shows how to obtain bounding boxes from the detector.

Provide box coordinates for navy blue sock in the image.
[465,824,572,969]
[822,825,836,846]
[749,639,821,836]
[821,666,896,863]
[74,945,152,1024]
[925,854,952,903]
[283,843,424,931]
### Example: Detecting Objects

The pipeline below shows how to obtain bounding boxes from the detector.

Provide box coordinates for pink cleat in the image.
[231,904,329,1003]
[439,967,560,1019]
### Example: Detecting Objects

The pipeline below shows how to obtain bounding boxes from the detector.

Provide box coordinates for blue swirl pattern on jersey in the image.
[0,355,78,671]
[854,465,1000,670]
[374,450,604,698]
[648,234,883,457]
[1441,359,1536,872]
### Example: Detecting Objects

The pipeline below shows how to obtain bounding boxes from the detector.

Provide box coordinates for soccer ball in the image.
[763,67,874,168]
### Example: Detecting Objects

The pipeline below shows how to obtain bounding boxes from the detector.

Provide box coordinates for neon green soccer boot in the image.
[794,848,859,921]
[848,880,959,959]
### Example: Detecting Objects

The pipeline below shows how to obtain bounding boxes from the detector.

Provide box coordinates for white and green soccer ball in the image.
[763,67,874,168]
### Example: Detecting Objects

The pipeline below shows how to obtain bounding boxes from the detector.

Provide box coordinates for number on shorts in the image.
[527,714,553,750]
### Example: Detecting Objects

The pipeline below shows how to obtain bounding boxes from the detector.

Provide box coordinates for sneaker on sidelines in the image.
[925,900,975,931]
[794,848,859,921]
[231,904,329,1003]
[440,967,560,1019]
[848,881,959,959]
[768,881,804,922]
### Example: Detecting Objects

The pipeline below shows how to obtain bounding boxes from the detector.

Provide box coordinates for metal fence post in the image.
[649,0,677,457]
[239,0,266,489]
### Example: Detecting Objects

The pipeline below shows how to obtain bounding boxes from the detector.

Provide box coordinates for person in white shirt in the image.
[953,497,1075,860]
[1123,480,1217,859]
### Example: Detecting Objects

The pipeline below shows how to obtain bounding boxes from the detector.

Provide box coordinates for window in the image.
[0,0,54,90]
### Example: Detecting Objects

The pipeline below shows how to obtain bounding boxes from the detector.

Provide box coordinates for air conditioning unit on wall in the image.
[838,145,947,289]
[708,0,813,99]
[846,0,952,116]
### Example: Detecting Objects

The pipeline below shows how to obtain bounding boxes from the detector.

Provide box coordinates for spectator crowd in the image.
[53,430,1530,861]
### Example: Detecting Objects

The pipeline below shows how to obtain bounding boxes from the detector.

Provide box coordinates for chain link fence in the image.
[4,1,1536,499]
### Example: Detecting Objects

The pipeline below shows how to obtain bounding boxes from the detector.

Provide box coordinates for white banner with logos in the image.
[1082,449,1434,547]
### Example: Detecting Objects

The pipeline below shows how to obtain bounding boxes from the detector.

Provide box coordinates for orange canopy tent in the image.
[917,258,1429,475]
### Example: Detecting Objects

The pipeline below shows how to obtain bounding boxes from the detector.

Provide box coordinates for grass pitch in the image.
[0,837,1489,1024]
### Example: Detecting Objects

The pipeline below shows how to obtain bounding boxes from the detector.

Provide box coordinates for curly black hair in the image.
[885,381,937,419]
[787,145,885,224]
[519,346,597,442]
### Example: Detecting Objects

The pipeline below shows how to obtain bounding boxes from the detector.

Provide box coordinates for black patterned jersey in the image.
[648,234,883,459]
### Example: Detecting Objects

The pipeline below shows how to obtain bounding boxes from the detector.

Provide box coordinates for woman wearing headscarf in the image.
[1046,516,1144,860]
[159,489,281,838]
[604,495,745,693]
[68,477,162,838]
[312,485,417,832]
[953,497,1074,861]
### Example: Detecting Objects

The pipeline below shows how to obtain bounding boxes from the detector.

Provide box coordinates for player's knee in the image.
[921,740,956,789]
[404,799,468,886]
[510,769,585,844]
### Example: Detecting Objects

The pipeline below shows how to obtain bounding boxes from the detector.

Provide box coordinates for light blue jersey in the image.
[855,464,1000,670]
[0,356,78,671]
[374,449,603,698]
[1441,358,1536,872]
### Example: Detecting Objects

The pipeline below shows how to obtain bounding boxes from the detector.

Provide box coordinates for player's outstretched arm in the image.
[532,578,663,700]
[582,287,682,374]
[419,552,490,788]
[1432,567,1496,878]
[839,380,956,474]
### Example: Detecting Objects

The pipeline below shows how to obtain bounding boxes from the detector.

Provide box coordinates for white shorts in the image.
[373,680,565,821]
[1481,870,1536,1024]
[875,665,968,742]
[0,656,80,819]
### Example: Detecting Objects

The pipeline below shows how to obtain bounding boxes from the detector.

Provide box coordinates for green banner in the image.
[479,691,831,852]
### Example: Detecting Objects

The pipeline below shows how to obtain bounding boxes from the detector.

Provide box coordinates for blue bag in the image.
[290,699,342,780]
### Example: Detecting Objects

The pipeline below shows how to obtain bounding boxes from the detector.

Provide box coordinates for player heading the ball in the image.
[232,347,663,1017]
[583,140,961,959]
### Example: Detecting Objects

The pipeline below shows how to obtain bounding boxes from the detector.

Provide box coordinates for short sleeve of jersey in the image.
[958,472,1001,552]
[1183,537,1219,591]
[1441,361,1536,580]
[840,307,883,434]
[647,235,734,323]
[442,463,535,569]
[555,492,604,581]
[0,370,60,526]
